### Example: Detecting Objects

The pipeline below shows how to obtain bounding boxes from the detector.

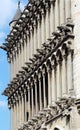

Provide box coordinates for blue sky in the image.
[0,0,27,130]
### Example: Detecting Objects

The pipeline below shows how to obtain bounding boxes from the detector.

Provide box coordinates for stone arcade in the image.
[1,0,80,130]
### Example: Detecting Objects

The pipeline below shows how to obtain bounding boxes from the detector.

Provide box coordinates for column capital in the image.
[30,26,33,32]
[38,72,42,80]
[47,66,52,73]
[27,30,30,36]
[33,20,36,27]
[41,8,45,16]
[37,14,41,21]
[45,2,50,10]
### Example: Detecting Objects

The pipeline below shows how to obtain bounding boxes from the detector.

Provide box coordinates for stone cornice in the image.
[3,24,74,98]
[3,0,54,53]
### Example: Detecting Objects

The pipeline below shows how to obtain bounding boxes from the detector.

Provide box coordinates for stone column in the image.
[62,51,67,96]
[45,3,50,40]
[65,0,71,22]
[16,45,19,75]
[31,82,34,117]
[12,51,15,78]
[28,86,31,120]
[38,72,42,110]
[13,100,16,130]
[11,59,13,80]
[30,26,33,58]
[50,0,55,35]
[18,40,21,71]
[21,37,23,68]
[12,105,14,130]
[47,66,52,106]
[67,50,73,94]
[60,0,65,25]
[18,93,21,126]
[41,9,45,44]
[24,87,27,122]
[55,0,59,30]
[15,94,19,129]
[42,69,47,108]
[11,99,14,130]
[37,14,41,49]
[56,58,62,100]
[24,33,27,64]
[21,88,25,124]
[33,20,37,54]
[51,61,57,103]
[34,77,38,114]
[27,31,30,62]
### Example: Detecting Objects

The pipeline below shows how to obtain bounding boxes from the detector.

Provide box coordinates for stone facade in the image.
[1,0,80,130]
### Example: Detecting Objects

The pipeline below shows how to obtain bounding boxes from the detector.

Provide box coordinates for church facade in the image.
[1,0,80,130]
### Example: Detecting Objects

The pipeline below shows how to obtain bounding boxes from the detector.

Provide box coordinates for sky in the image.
[0,0,28,130]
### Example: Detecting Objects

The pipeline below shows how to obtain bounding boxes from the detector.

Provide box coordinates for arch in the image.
[42,63,46,70]
[56,49,62,60]
[51,54,56,66]
[46,59,52,70]
[62,43,68,55]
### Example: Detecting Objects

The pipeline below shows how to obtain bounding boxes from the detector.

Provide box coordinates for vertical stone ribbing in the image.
[41,9,45,44]
[50,0,55,35]
[42,70,47,108]
[60,0,65,25]
[47,66,52,106]
[55,0,59,30]
[37,15,41,49]
[62,50,67,96]
[45,3,50,40]
[38,72,42,110]
[34,77,38,113]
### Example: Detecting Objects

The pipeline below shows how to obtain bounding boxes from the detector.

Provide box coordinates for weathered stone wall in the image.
[72,0,80,98]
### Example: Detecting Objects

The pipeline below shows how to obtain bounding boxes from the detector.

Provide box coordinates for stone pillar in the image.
[38,72,42,110]
[28,86,31,120]
[51,61,57,103]
[65,0,71,22]
[50,0,55,35]
[11,100,14,130]
[60,0,65,25]
[45,3,50,40]
[24,87,27,122]
[41,9,45,44]
[11,60,13,80]
[18,94,21,126]
[21,88,25,124]
[33,20,37,54]
[47,66,52,106]
[55,0,59,30]
[42,69,47,108]
[56,58,62,100]
[15,94,19,129]
[67,50,73,94]
[62,51,67,96]
[27,31,30,62]
[18,40,21,71]
[24,33,27,64]
[37,14,41,49]
[12,51,15,78]
[13,100,16,130]
[31,82,34,117]
[30,26,33,58]
[34,77,38,114]
[21,37,23,68]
